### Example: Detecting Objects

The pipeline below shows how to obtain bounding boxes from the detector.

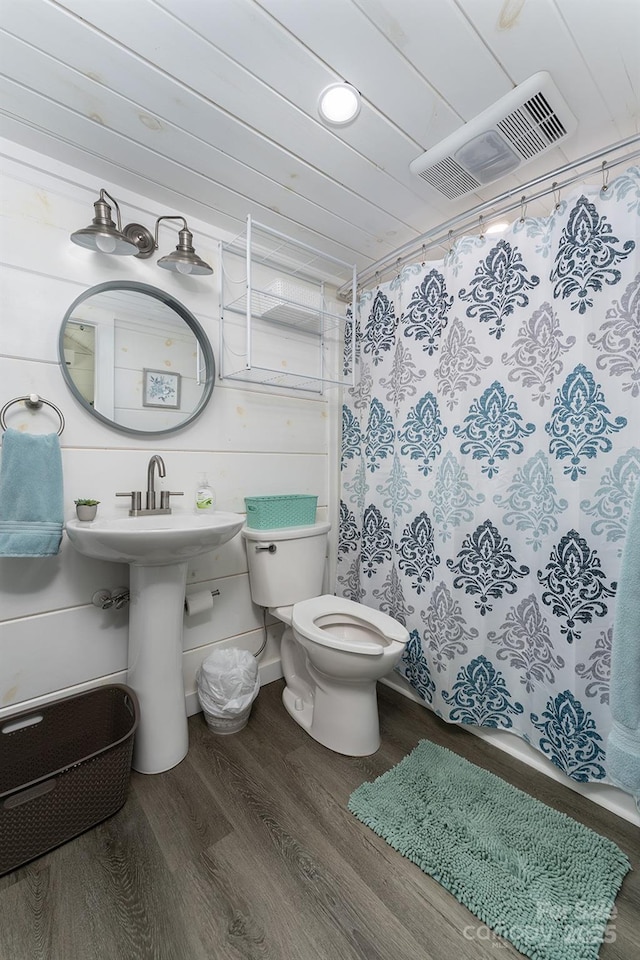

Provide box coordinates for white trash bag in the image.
[196,648,260,735]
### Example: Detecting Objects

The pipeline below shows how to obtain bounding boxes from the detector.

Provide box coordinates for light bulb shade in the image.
[71,223,138,255]
[318,83,361,126]
[157,250,212,275]
[157,227,213,276]
[70,195,138,256]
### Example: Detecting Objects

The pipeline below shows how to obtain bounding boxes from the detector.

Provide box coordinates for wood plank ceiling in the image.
[1,0,639,283]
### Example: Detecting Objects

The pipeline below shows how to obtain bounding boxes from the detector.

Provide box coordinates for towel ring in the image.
[0,394,65,436]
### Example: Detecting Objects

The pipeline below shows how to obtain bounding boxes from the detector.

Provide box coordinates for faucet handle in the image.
[116,491,142,512]
[160,490,184,509]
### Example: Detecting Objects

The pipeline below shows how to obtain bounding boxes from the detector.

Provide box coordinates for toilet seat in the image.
[292,595,407,656]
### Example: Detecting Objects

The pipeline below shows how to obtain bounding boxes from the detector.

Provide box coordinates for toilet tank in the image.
[242,522,331,607]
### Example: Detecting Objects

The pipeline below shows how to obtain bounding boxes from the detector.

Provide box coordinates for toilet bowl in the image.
[242,522,409,756]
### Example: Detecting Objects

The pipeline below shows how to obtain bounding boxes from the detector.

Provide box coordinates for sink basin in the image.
[65,511,244,565]
[65,509,245,775]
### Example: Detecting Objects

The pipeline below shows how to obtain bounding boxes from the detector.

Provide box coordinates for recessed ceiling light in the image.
[318,83,361,126]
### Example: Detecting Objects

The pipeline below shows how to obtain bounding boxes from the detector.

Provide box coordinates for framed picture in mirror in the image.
[142,369,181,409]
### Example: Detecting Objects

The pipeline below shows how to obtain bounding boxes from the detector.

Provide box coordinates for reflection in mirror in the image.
[63,321,95,406]
[59,281,214,436]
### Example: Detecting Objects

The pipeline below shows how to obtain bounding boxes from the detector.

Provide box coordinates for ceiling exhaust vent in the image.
[410,72,577,200]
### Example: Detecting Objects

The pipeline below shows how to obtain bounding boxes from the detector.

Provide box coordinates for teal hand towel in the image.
[607,479,640,803]
[0,428,63,557]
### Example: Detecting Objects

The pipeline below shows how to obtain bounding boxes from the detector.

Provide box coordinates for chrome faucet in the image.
[116,455,183,516]
[146,454,166,510]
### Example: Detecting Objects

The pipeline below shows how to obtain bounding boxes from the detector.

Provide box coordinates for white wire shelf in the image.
[220,216,356,393]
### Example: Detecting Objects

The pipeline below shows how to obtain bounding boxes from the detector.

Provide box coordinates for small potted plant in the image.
[75,498,100,521]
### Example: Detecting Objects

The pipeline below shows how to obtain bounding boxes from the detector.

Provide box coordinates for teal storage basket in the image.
[244,495,317,529]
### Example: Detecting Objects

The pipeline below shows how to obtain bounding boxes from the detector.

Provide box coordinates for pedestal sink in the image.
[65,512,244,774]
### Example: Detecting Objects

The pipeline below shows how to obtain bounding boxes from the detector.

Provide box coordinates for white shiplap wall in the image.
[0,138,337,719]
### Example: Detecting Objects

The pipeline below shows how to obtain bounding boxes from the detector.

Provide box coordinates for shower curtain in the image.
[337,166,640,785]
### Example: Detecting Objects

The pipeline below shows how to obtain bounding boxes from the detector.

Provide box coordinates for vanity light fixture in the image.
[318,82,361,127]
[70,188,139,256]
[123,216,213,276]
[70,189,213,276]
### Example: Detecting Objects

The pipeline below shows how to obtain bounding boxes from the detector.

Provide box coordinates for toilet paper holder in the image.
[185,588,220,606]
[184,588,221,616]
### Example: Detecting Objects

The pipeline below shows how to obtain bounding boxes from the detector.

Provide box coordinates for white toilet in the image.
[241,521,409,756]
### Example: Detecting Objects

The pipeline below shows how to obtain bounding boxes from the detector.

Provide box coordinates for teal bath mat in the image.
[349,740,630,960]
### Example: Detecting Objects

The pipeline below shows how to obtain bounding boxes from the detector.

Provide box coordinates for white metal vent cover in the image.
[410,72,577,199]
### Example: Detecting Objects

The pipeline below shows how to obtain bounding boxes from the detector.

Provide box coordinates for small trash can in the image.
[196,648,260,735]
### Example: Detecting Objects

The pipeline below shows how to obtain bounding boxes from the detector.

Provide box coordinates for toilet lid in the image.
[292,595,409,655]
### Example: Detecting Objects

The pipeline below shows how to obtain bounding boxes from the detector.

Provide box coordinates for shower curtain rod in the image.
[340,133,640,298]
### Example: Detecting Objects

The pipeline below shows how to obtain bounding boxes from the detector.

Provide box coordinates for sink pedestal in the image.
[128,562,190,773]
[64,511,245,776]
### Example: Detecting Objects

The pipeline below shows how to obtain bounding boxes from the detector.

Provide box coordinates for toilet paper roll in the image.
[185,590,214,617]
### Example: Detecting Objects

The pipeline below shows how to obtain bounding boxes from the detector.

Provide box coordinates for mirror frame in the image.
[58,280,215,437]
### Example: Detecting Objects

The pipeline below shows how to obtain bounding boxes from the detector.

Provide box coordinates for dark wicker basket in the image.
[0,684,139,875]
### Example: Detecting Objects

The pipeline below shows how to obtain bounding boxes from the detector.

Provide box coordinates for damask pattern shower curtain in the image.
[337,167,639,785]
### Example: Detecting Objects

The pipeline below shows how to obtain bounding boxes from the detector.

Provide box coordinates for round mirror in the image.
[58,281,214,436]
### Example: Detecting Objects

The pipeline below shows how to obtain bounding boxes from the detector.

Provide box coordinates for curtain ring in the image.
[519,195,527,222]
[601,160,610,193]
[552,181,561,211]
[478,215,484,240]
[421,244,426,266]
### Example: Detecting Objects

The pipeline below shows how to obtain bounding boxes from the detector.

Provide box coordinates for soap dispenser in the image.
[195,474,215,512]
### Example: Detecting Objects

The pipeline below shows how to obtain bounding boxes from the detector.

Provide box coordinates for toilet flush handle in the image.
[255,543,277,554]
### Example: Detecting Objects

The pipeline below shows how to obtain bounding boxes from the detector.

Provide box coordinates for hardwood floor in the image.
[1,679,638,960]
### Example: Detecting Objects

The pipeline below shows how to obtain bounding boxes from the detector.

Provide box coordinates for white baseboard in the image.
[381,673,640,828]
